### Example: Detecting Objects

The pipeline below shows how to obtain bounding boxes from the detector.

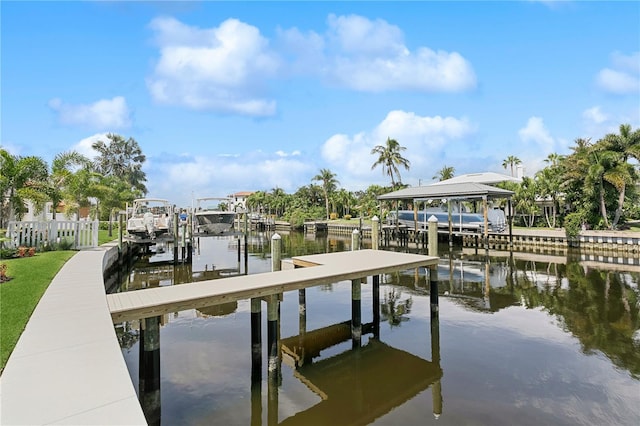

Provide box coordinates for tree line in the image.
[0,134,147,229]
[1,124,638,233]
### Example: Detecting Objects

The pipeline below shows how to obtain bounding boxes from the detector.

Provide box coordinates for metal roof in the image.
[430,171,521,186]
[377,182,514,201]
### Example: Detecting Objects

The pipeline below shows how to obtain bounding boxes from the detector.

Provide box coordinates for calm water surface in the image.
[115,232,640,425]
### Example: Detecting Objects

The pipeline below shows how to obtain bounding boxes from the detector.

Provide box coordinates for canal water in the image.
[115,231,640,425]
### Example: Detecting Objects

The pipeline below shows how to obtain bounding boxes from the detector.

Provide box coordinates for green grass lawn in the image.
[98,229,119,245]
[0,250,75,370]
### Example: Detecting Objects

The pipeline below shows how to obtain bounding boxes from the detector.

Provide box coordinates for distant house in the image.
[228,191,255,212]
[21,201,87,222]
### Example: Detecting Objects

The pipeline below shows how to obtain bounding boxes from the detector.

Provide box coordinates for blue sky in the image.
[2,1,639,207]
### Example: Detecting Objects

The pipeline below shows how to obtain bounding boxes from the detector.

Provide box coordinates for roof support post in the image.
[508,199,513,248]
[482,195,489,251]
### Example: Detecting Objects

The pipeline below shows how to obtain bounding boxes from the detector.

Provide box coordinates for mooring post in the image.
[186,213,193,263]
[351,278,362,348]
[118,212,124,252]
[139,316,161,425]
[372,274,380,339]
[173,211,179,265]
[428,215,439,311]
[298,287,307,362]
[351,229,360,251]
[244,213,249,274]
[181,222,186,262]
[271,233,281,272]
[251,298,262,383]
[371,215,379,250]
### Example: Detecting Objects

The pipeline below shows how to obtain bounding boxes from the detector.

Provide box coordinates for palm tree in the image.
[433,165,455,182]
[371,137,411,188]
[502,155,522,177]
[48,151,91,220]
[313,169,339,220]
[92,133,147,194]
[0,149,49,227]
[601,124,640,228]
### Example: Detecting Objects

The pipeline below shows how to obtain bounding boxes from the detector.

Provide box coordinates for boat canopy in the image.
[377,182,513,202]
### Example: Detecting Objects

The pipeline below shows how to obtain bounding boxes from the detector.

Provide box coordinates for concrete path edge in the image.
[0,243,146,425]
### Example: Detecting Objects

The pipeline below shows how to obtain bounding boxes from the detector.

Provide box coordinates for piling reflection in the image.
[139,316,161,426]
[275,315,442,425]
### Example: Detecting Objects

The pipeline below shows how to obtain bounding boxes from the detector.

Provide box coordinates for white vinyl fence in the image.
[5,220,99,250]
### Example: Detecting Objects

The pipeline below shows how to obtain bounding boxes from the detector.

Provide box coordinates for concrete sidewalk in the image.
[0,244,145,425]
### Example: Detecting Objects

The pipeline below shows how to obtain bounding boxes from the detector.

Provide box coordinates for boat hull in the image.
[195,212,235,235]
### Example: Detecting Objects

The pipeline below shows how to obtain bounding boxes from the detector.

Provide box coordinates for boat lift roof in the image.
[377,182,513,202]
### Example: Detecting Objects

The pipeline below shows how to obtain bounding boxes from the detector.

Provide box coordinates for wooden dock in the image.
[107,249,438,323]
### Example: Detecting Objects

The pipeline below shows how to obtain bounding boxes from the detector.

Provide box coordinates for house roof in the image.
[431,172,521,186]
[377,182,514,201]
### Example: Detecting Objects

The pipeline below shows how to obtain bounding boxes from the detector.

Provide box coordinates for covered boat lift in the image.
[377,182,515,249]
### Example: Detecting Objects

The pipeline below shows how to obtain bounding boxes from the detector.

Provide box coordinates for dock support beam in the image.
[139,316,161,426]
[266,294,280,426]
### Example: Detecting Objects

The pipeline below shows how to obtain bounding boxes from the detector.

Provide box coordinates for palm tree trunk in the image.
[612,183,625,228]
[599,182,610,229]
[324,189,329,220]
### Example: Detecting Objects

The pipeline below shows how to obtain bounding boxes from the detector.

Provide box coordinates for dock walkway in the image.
[108,249,438,323]
[0,244,146,425]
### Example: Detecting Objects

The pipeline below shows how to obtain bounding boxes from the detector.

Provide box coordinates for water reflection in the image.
[115,231,640,425]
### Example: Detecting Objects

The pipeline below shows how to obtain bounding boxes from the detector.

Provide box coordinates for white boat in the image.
[126,198,173,240]
[194,197,235,235]
[389,204,506,233]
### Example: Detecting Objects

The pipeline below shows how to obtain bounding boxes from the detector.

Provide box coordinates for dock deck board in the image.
[107,250,438,323]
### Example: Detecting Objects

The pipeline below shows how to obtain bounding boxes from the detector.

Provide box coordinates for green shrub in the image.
[58,238,74,250]
[563,212,584,239]
[343,214,352,220]
[1,248,16,259]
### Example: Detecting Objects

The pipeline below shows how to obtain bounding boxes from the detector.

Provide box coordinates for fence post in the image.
[93,219,99,247]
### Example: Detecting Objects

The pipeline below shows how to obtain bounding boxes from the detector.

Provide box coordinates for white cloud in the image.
[322,14,477,92]
[518,117,554,151]
[48,97,131,129]
[596,51,640,95]
[145,150,314,205]
[582,106,608,125]
[147,14,476,116]
[71,133,109,159]
[321,110,475,187]
[147,17,279,116]
[515,117,574,177]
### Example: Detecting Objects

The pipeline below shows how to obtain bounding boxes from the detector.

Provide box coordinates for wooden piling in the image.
[428,215,439,311]
[271,233,282,272]
[351,279,362,348]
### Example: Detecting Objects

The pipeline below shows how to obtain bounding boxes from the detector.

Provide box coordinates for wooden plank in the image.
[108,250,438,323]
